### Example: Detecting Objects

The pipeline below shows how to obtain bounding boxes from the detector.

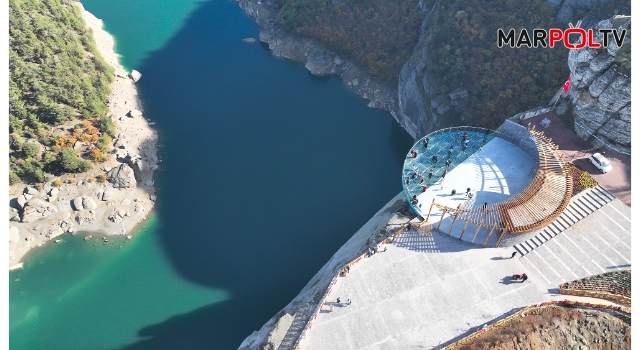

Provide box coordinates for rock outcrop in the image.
[555,17,631,153]
[21,199,58,223]
[130,70,142,82]
[107,163,138,188]
[72,196,98,211]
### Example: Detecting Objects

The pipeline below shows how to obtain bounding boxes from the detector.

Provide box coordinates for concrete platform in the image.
[301,198,631,349]
[416,137,536,218]
[415,137,536,245]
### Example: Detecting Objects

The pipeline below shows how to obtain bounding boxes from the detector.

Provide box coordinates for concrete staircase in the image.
[277,304,312,350]
[513,185,615,257]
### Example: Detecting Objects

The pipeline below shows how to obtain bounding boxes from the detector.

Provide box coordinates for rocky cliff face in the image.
[554,17,631,154]
[396,0,629,139]
[236,0,626,141]
[235,0,414,134]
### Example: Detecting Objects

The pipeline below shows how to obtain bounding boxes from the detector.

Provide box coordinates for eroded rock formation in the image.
[555,17,631,153]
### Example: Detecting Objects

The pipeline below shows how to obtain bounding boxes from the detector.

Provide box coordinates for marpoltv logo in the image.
[497,28,627,49]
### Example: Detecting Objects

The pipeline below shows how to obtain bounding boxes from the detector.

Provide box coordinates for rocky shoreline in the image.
[8,3,159,270]
[235,0,422,139]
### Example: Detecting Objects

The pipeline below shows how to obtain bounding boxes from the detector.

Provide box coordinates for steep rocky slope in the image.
[237,0,628,140]
[553,17,631,154]
[397,0,629,138]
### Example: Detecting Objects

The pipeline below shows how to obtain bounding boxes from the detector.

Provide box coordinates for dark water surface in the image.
[9,0,413,348]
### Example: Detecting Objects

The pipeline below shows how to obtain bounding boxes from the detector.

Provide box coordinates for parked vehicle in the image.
[588,153,612,173]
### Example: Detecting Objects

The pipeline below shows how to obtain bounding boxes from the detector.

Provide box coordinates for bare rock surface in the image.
[130,70,142,82]
[107,163,138,188]
[555,17,631,154]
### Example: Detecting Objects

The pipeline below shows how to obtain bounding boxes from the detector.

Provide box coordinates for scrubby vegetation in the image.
[9,0,114,184]
[566,162,598,196]
[273,0,630,129]
[274,0,424,84]
[561,270,631,298]
[458,306,630,350]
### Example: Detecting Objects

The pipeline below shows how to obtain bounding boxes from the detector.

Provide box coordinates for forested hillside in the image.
[274,0,425,84]
[9,0,114,184]
[272,0,630,129]
[426,0,569,127]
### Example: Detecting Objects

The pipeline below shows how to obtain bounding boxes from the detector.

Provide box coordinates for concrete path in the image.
[518,199,631,286]
[302,198,631,349]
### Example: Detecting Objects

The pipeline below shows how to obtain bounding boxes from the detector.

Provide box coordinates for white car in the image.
[589,153,612,173]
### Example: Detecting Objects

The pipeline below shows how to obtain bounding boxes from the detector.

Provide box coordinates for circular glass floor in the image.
[402,128,495,202]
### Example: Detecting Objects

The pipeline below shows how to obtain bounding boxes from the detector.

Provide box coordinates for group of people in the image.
[339,265,351,277]
[329,297,352,312]
[406,129,495,199]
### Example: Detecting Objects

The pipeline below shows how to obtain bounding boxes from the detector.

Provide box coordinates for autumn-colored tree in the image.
[90,147,108,162]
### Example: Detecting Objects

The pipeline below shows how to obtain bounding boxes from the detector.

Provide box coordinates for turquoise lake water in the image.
[9,0,414,348]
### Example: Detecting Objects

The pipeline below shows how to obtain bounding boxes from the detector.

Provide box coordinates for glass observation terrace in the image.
[402,126,536,217]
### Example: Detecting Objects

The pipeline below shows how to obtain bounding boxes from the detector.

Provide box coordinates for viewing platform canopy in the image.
[402,126,572,245]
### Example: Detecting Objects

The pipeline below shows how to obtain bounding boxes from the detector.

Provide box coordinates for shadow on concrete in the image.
[391,227,484,253]
[499,276,522,285]
[546,288,561,295]
[491,256,515,261]
[436,307,522,349]
[607,264,631,269]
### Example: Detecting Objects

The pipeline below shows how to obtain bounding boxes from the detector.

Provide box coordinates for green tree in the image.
[22,142,40,158]
[9,0,114,183]
[9,171,20,185]
[59,148,91,173]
